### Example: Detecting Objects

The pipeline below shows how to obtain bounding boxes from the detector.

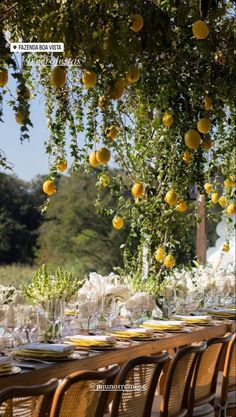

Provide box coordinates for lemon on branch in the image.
[105,126,119,140]
[131,14,144,32]
[126,67,140,84]
[15,111,25,124]
[176,200,187,213]
[224,178,235,188]
[96,147,111,164]
[50,67,66,88]
[219,196,226,208]
[204,183,212,194]
[222,243,230,252]
[155,247,166,263]
[182,151,191,165]
[204,96,213,111]
[57,160,67,173]
[109,79,125,100]
[192,20,209,40]
[165,190,178,206]
[211,192,219,204]
[226,203,236,215]
[82,70,97,88]
[197,118,211,134]
[89,151,100,168]
[162,112,174,128]
[98,95,109,111]
[131,183,144,198]
[99,173,110,187]
[164,254,176,269]
[112,215,124,230]
[17,86,31,100]
[0,69,8,87]
[201,138,212,150]
[184,129,201,150]
[43,180,56,196]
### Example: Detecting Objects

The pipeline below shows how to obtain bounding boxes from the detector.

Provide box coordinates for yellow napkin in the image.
[172,315,212,324]
[66,334,116,347]
[110,328,153,339]
[142,320,186,330]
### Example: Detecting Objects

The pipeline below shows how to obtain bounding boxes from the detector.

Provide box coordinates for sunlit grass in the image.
[0,264,35,288]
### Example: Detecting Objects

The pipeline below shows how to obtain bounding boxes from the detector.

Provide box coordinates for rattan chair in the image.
[151,341,207,417]
[49,365,120,417]
[215,333,236,417]
[188,332,233,417]
[0,378,58,417]
[110,351,169,417]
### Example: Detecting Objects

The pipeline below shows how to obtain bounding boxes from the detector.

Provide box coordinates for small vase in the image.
[42,299,65,343]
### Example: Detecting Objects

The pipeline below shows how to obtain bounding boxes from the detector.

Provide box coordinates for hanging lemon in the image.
[219,196,226,208]
[99,173,110,187]
[204,183,212,194]
[176,200,188,213]
[17,86,31,100]
[184,129,201,150]
[192,20,209,40]
[224,178,235,188]
[15,111,25,124]
[211,192,219,204]
[201,138,212,150]
[162,112,174,128]
[0,69,8,87]
[50,67,66,88]
[155,247,166,263]
[57,160,67,173]
[131,14,144,32]
[131,183,144,198]
[105,126,119,140]
[96,147,111,164]
[43,180,56,196]
[182,151,191,165]
[109,79,126,100]
[165,190,178,206]
[112,215,124,230]
[197,118,211,134]
[98,95,109,111]
[126,67,140,84]
[222,243,230,252]
[226,203,236,215]
[204,96,213,111]
[89,151,100,168]
[82,70,97,88]
[164,254,176,269]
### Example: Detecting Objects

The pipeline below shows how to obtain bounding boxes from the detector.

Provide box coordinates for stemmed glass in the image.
[100,296,120,330]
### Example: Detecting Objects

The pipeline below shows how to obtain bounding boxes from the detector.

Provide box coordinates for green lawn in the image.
[0,264,35,288]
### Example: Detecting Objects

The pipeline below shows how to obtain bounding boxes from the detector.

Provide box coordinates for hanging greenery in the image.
[0,0,235,283]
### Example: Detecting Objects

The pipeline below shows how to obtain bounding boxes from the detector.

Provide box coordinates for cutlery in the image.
[13,363,36,369]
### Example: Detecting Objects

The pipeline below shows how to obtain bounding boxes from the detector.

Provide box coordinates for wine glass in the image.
[43,299,65,342]
[100,296,120,330]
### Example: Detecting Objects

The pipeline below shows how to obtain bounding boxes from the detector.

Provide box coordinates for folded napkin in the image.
[15,343,74,353]
[66,334,116,347]
[110,328,153,338]
[172,315,212,323]
[142,320,186,330]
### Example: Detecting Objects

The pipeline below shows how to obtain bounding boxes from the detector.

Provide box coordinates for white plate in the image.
[0,366,21,376]
[14,352,80,362]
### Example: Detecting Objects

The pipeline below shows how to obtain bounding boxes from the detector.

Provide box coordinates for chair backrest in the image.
[189,332,232,412]
[0,378,58,417]
[110,351,169,417]
[160,341,207,417]
[49,365,120,417]
[220,333,236,406]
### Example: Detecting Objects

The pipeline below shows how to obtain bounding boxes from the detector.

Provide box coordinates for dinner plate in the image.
[0,366,21,376]
[14,352,80,362]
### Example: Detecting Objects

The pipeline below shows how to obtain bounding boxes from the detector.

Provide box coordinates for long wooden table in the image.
[0,322,231,390]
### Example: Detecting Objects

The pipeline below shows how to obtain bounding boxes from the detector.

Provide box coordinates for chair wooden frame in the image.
[160,341,207,417]
[187,332,233,417]
[49,364,120,417]
[0,378,59,417]
[110,351,169,417]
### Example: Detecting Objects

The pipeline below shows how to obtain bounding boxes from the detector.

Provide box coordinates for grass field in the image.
[0,264,36,288]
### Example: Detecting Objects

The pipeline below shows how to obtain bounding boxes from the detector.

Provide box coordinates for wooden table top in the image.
[0,322,232,390]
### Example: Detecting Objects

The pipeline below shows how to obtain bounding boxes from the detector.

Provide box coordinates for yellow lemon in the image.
[211,192,219,204]
[219,196,226,208]
[162,112,174,128]
[182,151,191,165]
[96,147,111,164]
[109,79,125,100]
[222,243,230,252]
[105,126,119,140]
[201,138,212,150]
[57,160,67,173]
[82,70,97,88]
[131,14,144,32]
[99,173,110,187]
[43,180,56,196]
[126,67,140,84]
[0,69,8,87]
[184,129,201,150]
[224,178,235,188]
[204,183,212,194]
[226,203,236,215]
[131,183,144,198]
[164,254,176,269]
[89,151,100,168]
[197,118,211,134]
[155,247,166,263]
[176,200,188,213]
[50,67,66,88]
[112,215,124,230]
[192,20,209,40]
[165,190,178,206]
[98,95,109,111]
[204,96,213,111]
[15,111,25,124]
